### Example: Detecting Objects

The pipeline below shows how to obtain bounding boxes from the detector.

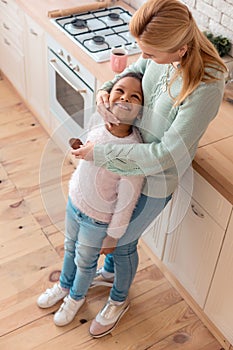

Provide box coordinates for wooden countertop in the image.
[193,100,233,204]
[15,0,233,205]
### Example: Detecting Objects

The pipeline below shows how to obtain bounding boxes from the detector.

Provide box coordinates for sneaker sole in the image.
[89,303,130,338]
[89,281,114,289]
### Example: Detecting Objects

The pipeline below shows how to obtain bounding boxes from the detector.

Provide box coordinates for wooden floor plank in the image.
[0,187,29,222]
[0,245,60,283]
[0,261,63,336]
[0,214,40,244]
[30,301,196,350]
[0,228,52,265]
[0,79,21,108]
[149,319,222,349]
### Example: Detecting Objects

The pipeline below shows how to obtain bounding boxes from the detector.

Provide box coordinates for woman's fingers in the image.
[71,141,94,161]
[97,104,120,125]
[96,90,110,109]
[96,90,120,125]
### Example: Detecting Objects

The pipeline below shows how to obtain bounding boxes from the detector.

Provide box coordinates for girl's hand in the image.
[96,90,120,128]
[100,235,118,255]
[71,141,94,161]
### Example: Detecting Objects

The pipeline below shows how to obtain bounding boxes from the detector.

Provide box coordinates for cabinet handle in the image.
[49,59,87,94]
[30,28,38,36]
[191,204,204,219]
[4,38,10,46]
[3,22,10,30]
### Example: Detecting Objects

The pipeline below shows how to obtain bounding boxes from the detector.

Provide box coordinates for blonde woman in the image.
[73,0,227,338]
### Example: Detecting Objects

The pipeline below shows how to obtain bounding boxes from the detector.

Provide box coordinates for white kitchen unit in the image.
[204,210,233,345]
[47,35,97,154]
[161,171,232,308]
[142,200,172,259]
[0,0,26,98]
[24,14,49,129]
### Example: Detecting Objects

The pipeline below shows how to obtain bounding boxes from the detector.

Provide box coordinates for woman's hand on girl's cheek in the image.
[96,90,120,127]
[71,141,94,161]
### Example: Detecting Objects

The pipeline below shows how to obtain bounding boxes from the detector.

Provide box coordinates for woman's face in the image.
[109,76,143,123]
[137,40,182,64]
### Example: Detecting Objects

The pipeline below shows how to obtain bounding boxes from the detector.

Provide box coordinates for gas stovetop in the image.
[51,6,141,62]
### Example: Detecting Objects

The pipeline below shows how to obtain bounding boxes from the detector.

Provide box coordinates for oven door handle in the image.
[49,58,87,94]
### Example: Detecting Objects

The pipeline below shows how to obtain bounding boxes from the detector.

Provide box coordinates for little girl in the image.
[37,72,144,327]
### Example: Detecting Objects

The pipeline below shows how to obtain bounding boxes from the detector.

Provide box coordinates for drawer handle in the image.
[3,22,10,30]
[1,0,8,4]
[49,58,87,94]
[30,28,38,36]
[191,204,204,218]
[4,38,10,46]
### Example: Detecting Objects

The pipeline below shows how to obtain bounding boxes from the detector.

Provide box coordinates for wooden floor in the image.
[0,76,223,349]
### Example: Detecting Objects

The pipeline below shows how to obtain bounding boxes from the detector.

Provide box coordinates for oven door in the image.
[48,48,95,151]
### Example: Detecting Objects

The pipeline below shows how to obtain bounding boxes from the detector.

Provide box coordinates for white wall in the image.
[124,0,233,56]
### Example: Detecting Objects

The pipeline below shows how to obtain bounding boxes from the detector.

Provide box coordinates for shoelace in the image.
[101,300,122,319]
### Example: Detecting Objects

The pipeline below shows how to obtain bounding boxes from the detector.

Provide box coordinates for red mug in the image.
[110,47,128,73]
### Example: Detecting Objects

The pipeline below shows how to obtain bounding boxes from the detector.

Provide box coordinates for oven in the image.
[47,36,96,152]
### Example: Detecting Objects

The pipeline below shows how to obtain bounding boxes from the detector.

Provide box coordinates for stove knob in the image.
[131,42,137,49]
[57,49,64,56]
[67,55,72,64]
[73,65,80,72]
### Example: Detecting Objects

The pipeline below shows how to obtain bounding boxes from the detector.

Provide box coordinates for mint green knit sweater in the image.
[94,57,225,198]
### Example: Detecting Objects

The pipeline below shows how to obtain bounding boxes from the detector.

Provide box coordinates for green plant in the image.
[204,31,231,57]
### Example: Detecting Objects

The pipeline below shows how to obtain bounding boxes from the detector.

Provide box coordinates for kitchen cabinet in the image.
[24,14,49,129]
[0,0,26,98]
[160,170,231,307]
[142,200,172,259]
[204,210,233,345]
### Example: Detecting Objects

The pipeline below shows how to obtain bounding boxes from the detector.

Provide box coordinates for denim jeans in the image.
[60,194,171,302]
[59,197,108,300]
[104,193,172,302]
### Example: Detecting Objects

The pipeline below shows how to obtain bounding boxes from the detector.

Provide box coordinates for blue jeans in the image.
[104,193,172,302]
[60,194,171,302]
[59,197,108,300]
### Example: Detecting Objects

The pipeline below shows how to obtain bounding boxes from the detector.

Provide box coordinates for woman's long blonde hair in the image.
[129,0,227,105]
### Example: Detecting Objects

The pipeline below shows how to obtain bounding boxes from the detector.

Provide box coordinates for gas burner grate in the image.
[71,18,88,29]
[52,6,141,62]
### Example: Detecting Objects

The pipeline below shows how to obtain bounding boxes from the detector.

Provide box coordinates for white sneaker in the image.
[54,295,85,326]
[37,283,69,308]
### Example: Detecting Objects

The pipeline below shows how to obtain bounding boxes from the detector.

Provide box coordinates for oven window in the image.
[56,73,84,128]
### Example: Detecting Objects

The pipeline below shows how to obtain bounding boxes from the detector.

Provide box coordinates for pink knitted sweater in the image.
[69,124,144,239]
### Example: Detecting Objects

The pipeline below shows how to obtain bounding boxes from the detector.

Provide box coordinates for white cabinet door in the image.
[0,34,26,96]
[204,210,233,344]
[163,185,226,308]
[142,200,172,259]
[0,1,26,98]
[24,14,49,127]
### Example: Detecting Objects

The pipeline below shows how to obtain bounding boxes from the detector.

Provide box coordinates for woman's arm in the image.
[94,81,224,177]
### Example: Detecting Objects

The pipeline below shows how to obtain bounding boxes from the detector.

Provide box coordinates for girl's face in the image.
[137,40,185,64]
[109,76,143,123]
